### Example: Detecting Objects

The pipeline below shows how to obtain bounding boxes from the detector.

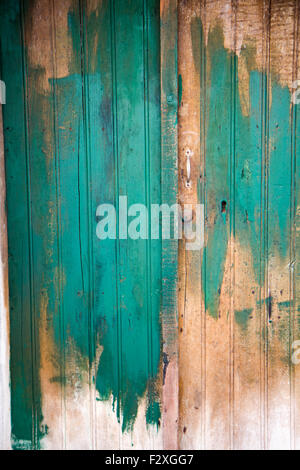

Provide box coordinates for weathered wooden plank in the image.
[49,0,93,450]
[0,104,11,450]
[0,0,39,449]
[266,0,295,450]
[178,0,203,450]
[293,0,300,450]
[160,0,179,450]
[202,8,233,449]
[103,0,162,449]
[178,0,235,450]
[83,0,164,449]
[232,0,264,450]
[22,0,63,449]
[83,0,119,450]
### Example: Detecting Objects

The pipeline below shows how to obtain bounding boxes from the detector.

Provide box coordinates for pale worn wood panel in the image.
[178,0,203,450]
[0,105,11,450]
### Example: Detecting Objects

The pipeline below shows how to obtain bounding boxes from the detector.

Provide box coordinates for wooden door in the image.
[1,0,299,451]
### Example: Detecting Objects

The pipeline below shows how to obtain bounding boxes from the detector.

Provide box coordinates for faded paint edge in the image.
[160,0,179,450]
[0,104,11,450]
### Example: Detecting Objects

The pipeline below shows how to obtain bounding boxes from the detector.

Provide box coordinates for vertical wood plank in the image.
[160,0,179,450]
[293,0,300,451]
[110,0,162,449]
[266,0,295,450]
[232,0,264,450]
[178,0,203,450]
[0,0,37,448]
[83,0,120,450]
[50,0,93,450]
[22,0,62,449]
[204,1,233,449]
[0,104,11,450]
[84,0,164,449]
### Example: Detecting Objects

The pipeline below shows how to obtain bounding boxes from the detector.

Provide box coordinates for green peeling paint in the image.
[199,24,231,318]
[146,400,161,430]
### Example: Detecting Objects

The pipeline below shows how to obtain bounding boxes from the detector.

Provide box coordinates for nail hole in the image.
[221,200,227,213]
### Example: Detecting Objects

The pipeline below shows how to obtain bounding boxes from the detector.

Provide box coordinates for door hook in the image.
[185,148,193,188]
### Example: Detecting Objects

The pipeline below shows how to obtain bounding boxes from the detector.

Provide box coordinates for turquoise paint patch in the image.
[202,25,231,318]
[234,308,253,331]
[197,22,293,319]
